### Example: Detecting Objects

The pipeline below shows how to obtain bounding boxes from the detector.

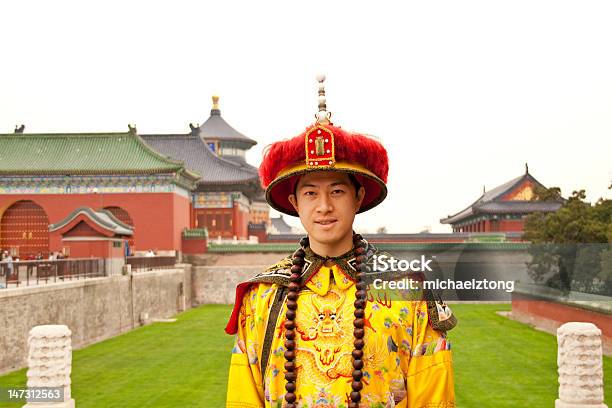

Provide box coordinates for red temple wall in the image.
[232,204,240,237]
[498,219,524,232]
[512,294,612,350]
[172,193,191,250]
[63,240,102,258]
[0,193,190,253]
[462,218,525,233]
[233,203,249,239]
[63,240,121,258]
[182,237,208,254]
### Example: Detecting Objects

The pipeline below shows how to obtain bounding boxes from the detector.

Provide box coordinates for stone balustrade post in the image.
[22,325,75,408]
[556,322,607,408]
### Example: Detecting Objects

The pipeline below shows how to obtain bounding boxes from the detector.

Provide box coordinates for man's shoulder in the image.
[225,254,294,335]
[365,243,390,262]
[362,243,395,277]
[263,255,293,275]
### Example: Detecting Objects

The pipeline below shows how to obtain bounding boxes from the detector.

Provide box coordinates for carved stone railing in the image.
[23,325,75,408]
[556,322,608,408]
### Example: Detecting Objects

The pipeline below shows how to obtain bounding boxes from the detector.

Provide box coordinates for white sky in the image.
[1,0,611,233]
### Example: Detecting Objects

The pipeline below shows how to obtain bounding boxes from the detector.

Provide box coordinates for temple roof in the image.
[440,170,563,225]
[195,96,257,146]
[141,96,260,188]
[49,207,134,236]
[0,130,199,181]
[220,154,259,173]
[140,133,259,185]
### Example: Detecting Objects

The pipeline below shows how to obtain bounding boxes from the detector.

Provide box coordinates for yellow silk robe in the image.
[226,262,455,408]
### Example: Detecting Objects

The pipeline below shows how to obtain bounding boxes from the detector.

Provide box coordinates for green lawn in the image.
[0,304,610,407]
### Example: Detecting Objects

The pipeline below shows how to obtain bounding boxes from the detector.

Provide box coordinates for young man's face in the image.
[288,171,365,249]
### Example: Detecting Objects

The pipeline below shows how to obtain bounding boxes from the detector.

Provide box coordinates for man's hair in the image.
[292,173,362,198]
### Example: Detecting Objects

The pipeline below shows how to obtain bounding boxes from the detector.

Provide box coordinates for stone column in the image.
[556,322,608,408]
[23,325,75,408]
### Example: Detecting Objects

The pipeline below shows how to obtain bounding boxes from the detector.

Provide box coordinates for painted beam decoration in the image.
[0,175,190,197]
[194,191,250,209]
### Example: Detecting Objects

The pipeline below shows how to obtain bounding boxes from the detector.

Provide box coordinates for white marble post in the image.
[23,325,75,408]
[556,322,608,408]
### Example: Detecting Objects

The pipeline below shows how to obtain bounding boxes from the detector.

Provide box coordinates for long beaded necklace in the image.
[283,233,368,408]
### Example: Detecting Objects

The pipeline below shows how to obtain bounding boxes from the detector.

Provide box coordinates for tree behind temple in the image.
[523,187,611,294]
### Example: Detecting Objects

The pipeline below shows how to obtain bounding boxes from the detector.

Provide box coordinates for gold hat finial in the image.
[315,74,331,125]
[212,95,220,110]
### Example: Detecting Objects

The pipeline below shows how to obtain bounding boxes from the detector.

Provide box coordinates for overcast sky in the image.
[2,1,611,233]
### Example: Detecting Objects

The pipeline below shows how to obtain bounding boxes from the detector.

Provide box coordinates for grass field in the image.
[0,303,610,407]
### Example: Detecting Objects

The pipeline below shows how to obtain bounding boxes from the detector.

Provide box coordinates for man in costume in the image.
[225,76,456,408]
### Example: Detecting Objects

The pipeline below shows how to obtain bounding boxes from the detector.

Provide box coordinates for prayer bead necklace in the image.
[283,233,368,408]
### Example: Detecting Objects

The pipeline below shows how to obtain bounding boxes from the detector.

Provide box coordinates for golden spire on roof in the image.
[315,74,331,125]
[212,95,220,110]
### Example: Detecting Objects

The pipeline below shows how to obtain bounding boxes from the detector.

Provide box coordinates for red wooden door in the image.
[0,200,50,257]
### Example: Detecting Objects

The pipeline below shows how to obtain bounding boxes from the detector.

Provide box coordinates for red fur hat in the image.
[260,123,389,216]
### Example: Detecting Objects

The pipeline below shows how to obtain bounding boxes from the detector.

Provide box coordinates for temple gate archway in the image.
[0,200,50,257]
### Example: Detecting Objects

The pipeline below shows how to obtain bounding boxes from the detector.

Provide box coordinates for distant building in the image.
[0,127,198,255]
[440,166,563,233]
[0,97,267,256]
[142,96,263,240]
